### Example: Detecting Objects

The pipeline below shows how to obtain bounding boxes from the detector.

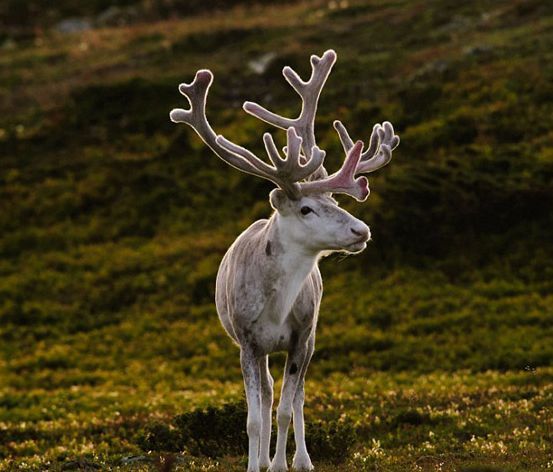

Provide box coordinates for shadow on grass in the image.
[136,399,356,464]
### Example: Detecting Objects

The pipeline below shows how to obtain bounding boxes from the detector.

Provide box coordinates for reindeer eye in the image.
[300,206,313,215]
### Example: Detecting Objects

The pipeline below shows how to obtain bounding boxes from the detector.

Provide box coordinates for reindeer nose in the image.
[351,226,370,240]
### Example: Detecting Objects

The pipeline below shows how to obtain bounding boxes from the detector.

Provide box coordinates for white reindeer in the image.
[170,50,399,472]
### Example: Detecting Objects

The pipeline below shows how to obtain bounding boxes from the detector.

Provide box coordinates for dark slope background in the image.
[0,0,552,470]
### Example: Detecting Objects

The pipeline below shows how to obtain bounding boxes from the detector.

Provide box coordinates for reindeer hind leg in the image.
[241,348,262,472]
[259,355,274,469]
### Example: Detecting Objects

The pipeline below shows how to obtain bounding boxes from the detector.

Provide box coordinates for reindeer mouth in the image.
[345,237,369,253]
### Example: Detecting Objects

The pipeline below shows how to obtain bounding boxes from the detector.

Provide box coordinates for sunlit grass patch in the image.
[1,0,552,470]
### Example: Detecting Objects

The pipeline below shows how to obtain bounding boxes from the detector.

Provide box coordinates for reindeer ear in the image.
[269,188,288,211]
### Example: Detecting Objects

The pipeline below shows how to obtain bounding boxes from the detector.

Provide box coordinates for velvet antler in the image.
[170,50,399,202]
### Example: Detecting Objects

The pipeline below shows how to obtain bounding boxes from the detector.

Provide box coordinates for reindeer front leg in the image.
[291,336,315,471]
[259,355,274,469]
[270,342,310,472]
[241,348,262,472]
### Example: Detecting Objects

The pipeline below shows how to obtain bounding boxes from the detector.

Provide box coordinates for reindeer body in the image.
[216,213,322,471]
[216,216,322,354]
[170,50,399,471]
[218,191,370,471]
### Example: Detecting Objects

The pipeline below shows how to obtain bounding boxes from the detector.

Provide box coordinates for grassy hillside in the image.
[0,0,552,470]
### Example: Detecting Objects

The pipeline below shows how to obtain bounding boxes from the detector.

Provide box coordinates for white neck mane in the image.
[261,214,320,324]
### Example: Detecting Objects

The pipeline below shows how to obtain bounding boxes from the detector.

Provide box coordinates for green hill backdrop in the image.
[0,0,552,470]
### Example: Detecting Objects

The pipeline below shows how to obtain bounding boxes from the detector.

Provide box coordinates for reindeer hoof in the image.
[292,453,314,471]
[268,459,288,472]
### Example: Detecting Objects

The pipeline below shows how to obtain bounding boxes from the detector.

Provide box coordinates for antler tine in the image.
[333,120,400,174]
[299,141,369,202]
[263,128,298,172]
[215,135,281,178]
[217,127,326,199]
[334,121,383,160]
[243,49,337,159]
[263,128,325,180]
[357,121,400,173]
[170,70,266,177]
[216,133,299,198]
[333,119,355,152]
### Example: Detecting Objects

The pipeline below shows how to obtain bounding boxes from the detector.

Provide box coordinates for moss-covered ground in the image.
[1,0,552,470]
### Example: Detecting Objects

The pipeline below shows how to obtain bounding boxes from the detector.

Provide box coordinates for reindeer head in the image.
[170,50,399,254]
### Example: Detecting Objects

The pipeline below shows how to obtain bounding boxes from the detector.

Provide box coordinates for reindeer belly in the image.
[249,320,295,354]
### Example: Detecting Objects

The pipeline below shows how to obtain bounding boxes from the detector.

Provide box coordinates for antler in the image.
[243,49,337,162]
[170,51,399,203]
[333,120,400,174]
[170,69,325,199]
[299,141,369,201]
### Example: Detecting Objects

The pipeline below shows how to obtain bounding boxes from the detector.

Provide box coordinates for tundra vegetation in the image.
[0,0,552,471]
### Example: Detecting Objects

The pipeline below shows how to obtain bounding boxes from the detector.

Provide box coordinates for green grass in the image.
[0,0,552,470]
[1,368,551,470]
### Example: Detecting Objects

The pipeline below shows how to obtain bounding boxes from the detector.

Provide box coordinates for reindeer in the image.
[170,50,399,472]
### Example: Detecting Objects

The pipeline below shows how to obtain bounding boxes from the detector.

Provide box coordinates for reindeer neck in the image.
[266,213,319,273]
[259,214,319,324]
